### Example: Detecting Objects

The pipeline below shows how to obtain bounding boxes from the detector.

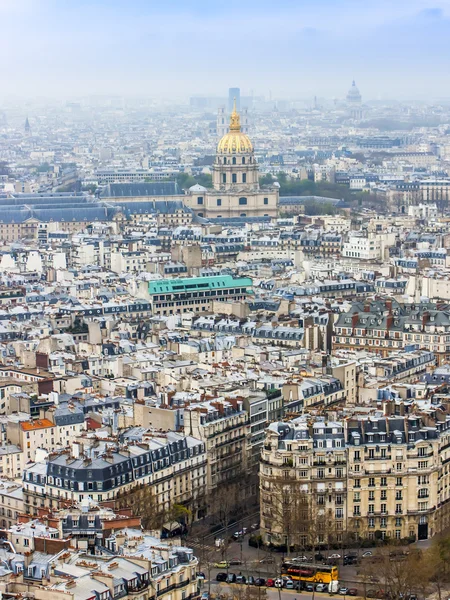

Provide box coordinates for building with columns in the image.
[184,101,278,218]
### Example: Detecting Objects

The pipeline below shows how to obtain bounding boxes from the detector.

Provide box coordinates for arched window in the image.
[240,213,246,217]
[242,157,246,164]
[242,173,247,183]
[239,197,247,205]
[222,174,226,183]
[232,157,236,165]
[232,174,237,183]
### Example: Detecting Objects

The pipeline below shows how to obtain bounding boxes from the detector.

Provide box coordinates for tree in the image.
[359,548,429,600]
[426,533,450,600]
[261,477,311,556]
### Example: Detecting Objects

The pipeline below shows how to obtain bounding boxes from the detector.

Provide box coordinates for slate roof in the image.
[100,182,179,198]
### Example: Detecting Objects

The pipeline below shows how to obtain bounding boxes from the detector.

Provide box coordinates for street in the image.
[208,583,351,600]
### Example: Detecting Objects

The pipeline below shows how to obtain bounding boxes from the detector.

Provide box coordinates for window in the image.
[232,174,237,183]
[197,197,203,205]
[232,157,236,165]
[222,174,226,183]
[264,197,269,205]
[239,197,247,205]
[217,199,222,206]
[242,173,247,183]
[242,157,246,164]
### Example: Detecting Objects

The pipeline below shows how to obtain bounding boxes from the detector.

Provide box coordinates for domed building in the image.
[346,80,362,105]
[185,100,278,219]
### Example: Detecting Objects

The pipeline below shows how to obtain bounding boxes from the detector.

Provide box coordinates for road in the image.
[208,583,351,600]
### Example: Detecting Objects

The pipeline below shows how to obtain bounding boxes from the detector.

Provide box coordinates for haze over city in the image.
[3,2,450,600]
[2,0,450,100]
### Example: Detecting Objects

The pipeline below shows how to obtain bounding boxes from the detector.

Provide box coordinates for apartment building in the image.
[260,417,347,547]
[260,413,450,546]
[184,399,253,499]
[23,434,207,519]
[333,299,450,365]
[0,480,23,529]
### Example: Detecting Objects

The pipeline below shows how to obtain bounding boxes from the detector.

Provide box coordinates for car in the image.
[254,578,266,586]
[284,580,294,589]
[348,589,358,597]
[305,583,314,592]
[196,572,205,580]
[216,573,227,582]
[250,523,259,531]
[229,558,242,565]
[226,574,236,584]
[201,593,209,600]
[247,576,255,586]
[214,561,230,568]
[328,553,341,559]
[339,588,349,595]
[274,579,283,588]
[343,555,358,566]
[362,551,373,558]
[294,555,309,562]
[215,538,225,548]
[266,579,275,587]
[316,584,328,592]
[259,557,274,564]
[236,575,246,584]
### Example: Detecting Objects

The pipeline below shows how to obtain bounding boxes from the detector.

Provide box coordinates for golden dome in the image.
[217,98,253,154]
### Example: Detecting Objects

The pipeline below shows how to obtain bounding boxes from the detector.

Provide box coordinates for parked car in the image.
[201,593,209,600]
[284,580,295,589]
[226,574,236,584]
[196,572,205,580]
[339,588,349,595]
[250,523,259,531]
[344,554,358,566]
[259,557,274,564]
[247,577,255,586]
[236,575,246,584]
[216,573,227,582]
[266,579,275,588]
[229,558,242,565]
[348,589,358,596]
[214,561,230,568]
[294,555,309,562]
[316,583,328,592]
[362,551,373,558]
[328,553,341,560]
[305,583,314,592]
[254,578,266,586]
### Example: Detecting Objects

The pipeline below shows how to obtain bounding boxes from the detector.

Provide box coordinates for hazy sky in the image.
[1,0,450,101]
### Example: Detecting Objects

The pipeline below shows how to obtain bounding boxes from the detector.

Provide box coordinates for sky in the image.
[1,0,450,101]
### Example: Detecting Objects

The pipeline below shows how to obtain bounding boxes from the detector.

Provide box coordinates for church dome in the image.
[347,80,362,103]
[217,99,253,154]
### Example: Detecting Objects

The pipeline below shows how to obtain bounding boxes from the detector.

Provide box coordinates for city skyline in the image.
[1,0,450,101]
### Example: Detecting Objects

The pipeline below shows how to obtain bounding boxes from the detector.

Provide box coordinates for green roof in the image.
[148,275,253,295]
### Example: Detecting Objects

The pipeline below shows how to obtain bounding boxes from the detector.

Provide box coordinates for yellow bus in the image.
[281,562,339,584]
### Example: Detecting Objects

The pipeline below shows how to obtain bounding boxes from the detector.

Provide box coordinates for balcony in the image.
[365,468,392,475]
[127,581,149,594]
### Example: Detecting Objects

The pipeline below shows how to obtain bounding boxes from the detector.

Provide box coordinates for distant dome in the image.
[217,99,253,154]
[347,80,362,104]
[189,184,207,192]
